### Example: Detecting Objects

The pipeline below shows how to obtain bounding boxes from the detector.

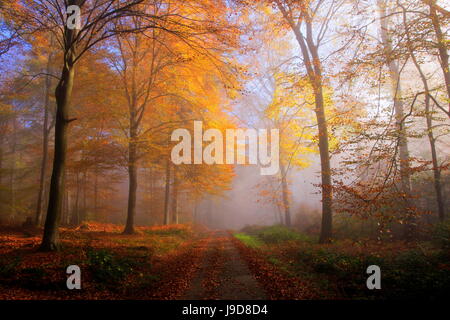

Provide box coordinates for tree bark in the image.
[71,172,80,226]
[9,114,17,223]
[378,0,413,238]
[171,167,179,224]
[279,163,291,227]
[275,2,333,242]
[39,24,77,251]
[427,0,450,116]
[401,4,446,221]
[163,158,171,225]
[124,135,138,234]
[35,49,53,226]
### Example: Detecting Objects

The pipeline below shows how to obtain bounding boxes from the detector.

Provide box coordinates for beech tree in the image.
[7,0,202,250]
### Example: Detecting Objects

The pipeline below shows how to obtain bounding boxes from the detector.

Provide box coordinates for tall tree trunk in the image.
[148,167,153,217]
[81,170,87,223]
[171,168,179,224]
[279,163,291,227]
[427,0,450,116]
[123,40,141,233]
[193,201,198,223]
[401,5,446,221]
[163,158,171,225]
[35,49,53,226]
[9,115,17,223]
[124,135,138,234]
[275,2,333,242]
[71,172,80,226]
[39,23,77,251]
[313,87,333,243]
[123,69,139,233]
[94,165,98,218]
[378,0,413,238]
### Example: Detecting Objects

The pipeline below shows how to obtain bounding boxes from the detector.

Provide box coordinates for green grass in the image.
[239,225,312,245]
[235,224,450,300]
[234,233,263,248]
[255,225,312,244]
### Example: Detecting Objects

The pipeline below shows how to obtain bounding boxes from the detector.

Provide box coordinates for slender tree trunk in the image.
[378,0,413,239]
[39,24,77,251]
[171,168,179,224]
[193,201,198,223]
[82,170,87,223]
[401,5,446,221]
[427,0,450,116]
[427,104,445,222]
[279,163,291,227]
[65,188,70,226]
[275,2,333,242]
[35,50,53,226]
[9,115,17,223]
[123,71,139,234]
[163,158,171,225]
[123,39,141,233]
[124,136,138,234]
[313,87,333,243]
[71,172,80,226]
[149,167,153,217]
[94,166,98,218]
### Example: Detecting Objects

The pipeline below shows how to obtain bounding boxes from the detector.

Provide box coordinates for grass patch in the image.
[240,225,312,245]
[291,246,450,299]
[255,225,311,244]
[234,233,263,248]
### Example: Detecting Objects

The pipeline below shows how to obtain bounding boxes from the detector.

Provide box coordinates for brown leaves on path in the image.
[231,236,322,300]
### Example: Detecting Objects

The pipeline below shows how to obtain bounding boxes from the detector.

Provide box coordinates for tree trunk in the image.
[148,167,153,217]
[163,158,171,225]
[402,4,446,221]
[9,115,17,223]
[39,25,77,251]
[71,172,80,226]
[378,0,413,238]
[275,3,334,243]
[81,170,87,223]
[314,88,333,243]
[124,137,138,234]
[428,0,450,116]
[171,168,179,224]
[279,163,291,227]
[35,50,53,226]
[94,165,98,218]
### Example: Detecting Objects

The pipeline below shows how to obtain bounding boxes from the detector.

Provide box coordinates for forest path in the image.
[182,231,267,300]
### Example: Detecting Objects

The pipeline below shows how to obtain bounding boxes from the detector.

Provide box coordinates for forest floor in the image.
[0,223,275,299]
[0,222,449,300]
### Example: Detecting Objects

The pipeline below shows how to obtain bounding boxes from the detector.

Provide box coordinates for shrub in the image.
[433,220,450,251]
[86,249,137,286]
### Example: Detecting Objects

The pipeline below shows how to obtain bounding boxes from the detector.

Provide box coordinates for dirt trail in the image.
[182,231,267,300]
